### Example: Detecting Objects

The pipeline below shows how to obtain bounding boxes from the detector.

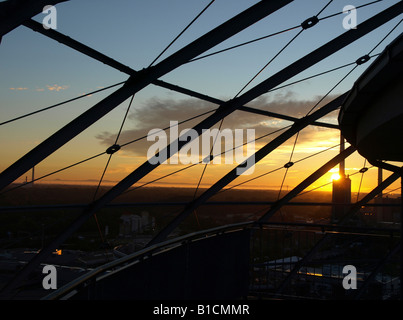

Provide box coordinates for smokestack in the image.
[339,134,346,178]
[31,166,35,186]
[375,167,383,222]
[332,133,351,223]
[378,167,383,198]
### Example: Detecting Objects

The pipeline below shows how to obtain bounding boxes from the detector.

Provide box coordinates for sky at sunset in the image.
[0,0,402,197]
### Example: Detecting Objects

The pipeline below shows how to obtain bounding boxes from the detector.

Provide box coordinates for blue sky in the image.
[2,0,401,100]
[0,0,402,192]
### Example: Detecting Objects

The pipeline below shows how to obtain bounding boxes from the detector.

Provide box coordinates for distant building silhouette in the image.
[119,211,154,236]
[332,136,351,224]
[331,175,351,223]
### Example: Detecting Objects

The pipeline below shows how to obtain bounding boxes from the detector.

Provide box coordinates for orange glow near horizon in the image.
[10,163,401,198]
[2,141,401,197]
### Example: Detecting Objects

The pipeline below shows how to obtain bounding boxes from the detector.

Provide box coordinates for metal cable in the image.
[121,131,339,199]
[188,1,381,64]
[122,163,199,195]
[193,118,225,199]
[273,0,344,203]
[1,50,379,197]
[316,0,333,17]
[356,159,367,202]
[303,16,403,118]
[266,54,379,94]
[92,94,135,201]
[0,53,363,198]
[282,17,403,202]
[0,108,216,196]
[189,25,301,63]
[296,17,403,200]
[191,117,224,228]
[2,11,396,200]
[0,152,106,196]
[277,132,299,201]
[305,65,358,116]
[383,186,401,197]
[319,0,382,22]
[91,94,135,251]
[297,166,374,197]
[120,109,216,148]
[235,0,334,97]
[148,0,215,67]
[217,144,340,194]
[121,125,292,196]
[0,81,126,126]
[234,28,304,98]
[368,17,402,55]
[233,1,337,198]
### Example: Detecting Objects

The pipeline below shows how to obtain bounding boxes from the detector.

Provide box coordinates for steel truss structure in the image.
[0,0,402,298]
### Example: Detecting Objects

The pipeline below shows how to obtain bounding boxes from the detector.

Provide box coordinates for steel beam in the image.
[22,19,135,75]
[22,19,225,105]
[238,106,339,129]
[368,158,402,174]
[0,0,292,192]
[0,0,68,39]
[0,0,294,294]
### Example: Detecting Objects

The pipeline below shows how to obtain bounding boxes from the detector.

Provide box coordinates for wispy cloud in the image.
[95,94,340,158]
[46,84,69,92]
[10,85,70,92]
[9,87,28,91]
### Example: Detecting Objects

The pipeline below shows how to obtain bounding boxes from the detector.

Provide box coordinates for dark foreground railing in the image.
[43,221,401,300]
[43,222,252,300]
[249,222,401,300]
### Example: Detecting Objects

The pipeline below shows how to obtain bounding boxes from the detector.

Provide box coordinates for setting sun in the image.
[331,173,341,181]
